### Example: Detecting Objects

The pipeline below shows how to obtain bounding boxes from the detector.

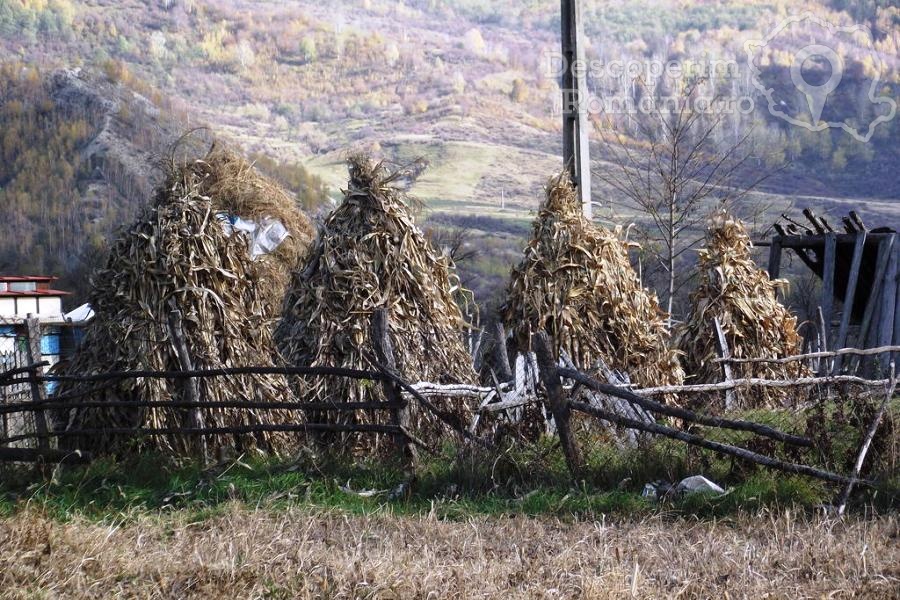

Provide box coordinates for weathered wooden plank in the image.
[880,241,900,374]
[773,232,893,249]
[857,235,895,374]
[818,233,837,375]
[560,0,592,217]
[495,322,513,381]
[167,307,208,461]
[371,308,417,468]
[713,317,737,410]
[767,238,783,280]
[833,232,867,374]
[857,235,893,343]
[894,262,900,372]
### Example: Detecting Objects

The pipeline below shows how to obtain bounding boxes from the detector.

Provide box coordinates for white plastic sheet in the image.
[217,214,290,260]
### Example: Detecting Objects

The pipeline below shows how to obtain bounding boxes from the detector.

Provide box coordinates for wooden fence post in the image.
[25,317,49,451]
[834,364,897,515]
[1,383,7,444]
[713,317,737,411]
[166,306,208,463]
[877,240,900,376]
[857,235,894,375]
[492,322,513,382]
[370,308,417,469]
[533,332,583,479]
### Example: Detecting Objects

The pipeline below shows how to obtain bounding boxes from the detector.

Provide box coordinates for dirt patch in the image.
[1,507,897,598]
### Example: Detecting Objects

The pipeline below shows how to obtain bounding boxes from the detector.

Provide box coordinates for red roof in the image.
[0,276,58,282]
[0,275,69,297]
[0,290,71,297]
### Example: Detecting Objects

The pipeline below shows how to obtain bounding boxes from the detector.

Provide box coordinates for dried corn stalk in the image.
[676,211,808,409]
[59,146,313,456]
[277,154,477,450]
[502,172,684,393]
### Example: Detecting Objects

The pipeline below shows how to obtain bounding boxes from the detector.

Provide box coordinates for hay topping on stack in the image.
[190,145,314,317]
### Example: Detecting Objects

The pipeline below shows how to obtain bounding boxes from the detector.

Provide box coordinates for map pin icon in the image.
[790,44,843,125]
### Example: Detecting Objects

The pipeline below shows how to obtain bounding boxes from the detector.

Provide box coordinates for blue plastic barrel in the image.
[41,327,61,355]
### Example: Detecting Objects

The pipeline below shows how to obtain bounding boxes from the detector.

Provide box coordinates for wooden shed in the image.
[765,210,898,377]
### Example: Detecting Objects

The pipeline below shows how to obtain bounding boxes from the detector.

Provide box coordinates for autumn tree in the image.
[594,80,775,323]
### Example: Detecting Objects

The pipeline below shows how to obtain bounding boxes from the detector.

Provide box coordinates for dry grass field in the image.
[1,505,898,599]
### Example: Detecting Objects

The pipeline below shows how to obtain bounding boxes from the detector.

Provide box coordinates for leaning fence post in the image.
[166,305,208,463]
[25,317,49,451]
[533,332,583,479]
[713,317,737,411]
[491,322,513,382]
[834,363,897,515]
[370,308,417,469]
[833,231,867,374]
[1,382,8,444]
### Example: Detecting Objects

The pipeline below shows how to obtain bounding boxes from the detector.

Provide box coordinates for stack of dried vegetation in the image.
[277,154,476,449]
[502,172,684,392]
[676,211,808,409]
[59,145,314,456]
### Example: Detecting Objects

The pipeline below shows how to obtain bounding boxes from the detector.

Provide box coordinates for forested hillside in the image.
[0,63,169,296]
[0,61,329,299]
[0,64,98,278]
[0,0,898,304]
[2,0,896,196]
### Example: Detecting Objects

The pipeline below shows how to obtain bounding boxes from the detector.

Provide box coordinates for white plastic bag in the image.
[216,213,289,259]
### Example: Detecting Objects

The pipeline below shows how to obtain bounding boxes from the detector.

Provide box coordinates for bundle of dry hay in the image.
[59,146,314,456]
[676,211,808,409]
[188,145,315,315]
[277,154,476,449]
[502,172,683,392]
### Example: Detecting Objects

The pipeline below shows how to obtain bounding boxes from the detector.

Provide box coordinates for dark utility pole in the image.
[560,0,592,219]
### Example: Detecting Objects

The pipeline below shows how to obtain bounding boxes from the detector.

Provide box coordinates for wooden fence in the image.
[0,309,484,468]
[0,315,897,512]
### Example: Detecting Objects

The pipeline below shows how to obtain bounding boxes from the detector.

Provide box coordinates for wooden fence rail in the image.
[712,345,900,365]
[4,365,389,385]
[0,324,895,507]
[0,311,484,466]
[0,423,406,447]
[533,333,893,492]
[556,367,814,447]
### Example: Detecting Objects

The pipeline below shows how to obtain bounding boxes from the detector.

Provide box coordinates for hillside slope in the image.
[2,0,897,208]
[0,65,325,300]
[1,0,898,305]
[0,64,188,295]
